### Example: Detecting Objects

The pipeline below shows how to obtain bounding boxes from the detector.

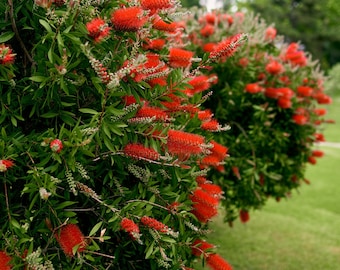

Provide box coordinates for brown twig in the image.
[4,181,11,222]
[8,0,35,64]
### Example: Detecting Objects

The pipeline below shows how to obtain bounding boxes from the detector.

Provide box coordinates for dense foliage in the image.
[0,0,240,269]
[237,0,340,68]
[184,10,333,223]
[0,0,332,269]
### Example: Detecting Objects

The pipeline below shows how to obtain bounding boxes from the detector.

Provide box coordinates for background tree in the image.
[181,0,200,8]
[237,0,340,69]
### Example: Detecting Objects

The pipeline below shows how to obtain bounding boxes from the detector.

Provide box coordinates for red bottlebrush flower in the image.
[199,183,223,197]
[264,87,281,99]
[111,7,147,32]
[143,38,166,50]
[0,44,15,65]
[0,159,14,172]
[0,251,12,270]
[190,187,220,223]
[168,129,205,147]
[238,57,249,67]
[167,141,203,157]
[277,97,292,109]
[168,48,194,68]
[196,176,208,184]
[197,109,214,121]
[245,83,262,94]
[152,16,180,32]
[121,218,141,240]
[265,60,284,75]
[222,14,233,25]
[292,114,308,125]
[209,33,246,61]
[308,156,317,165]
[239,209,250,223]
[148,77,167,87]
[86,18,111,43]
[192,239,214,257]
[206,253,233,270]
[140,0,174,13]
[192,202,218,223]
[279,75,291,85]
[231,166,241,179]
[200,24,215,37]
[325,119,336,124]
[122,95,139,105]
[200,155,222,168]
[141,216,168,233]
[297,85,313,97]
[204,13,218,25]
[55,224,87,257]
[203,43,217,53]
[135,106,169,121]
[278,87,294,99]
[190,189,219,207]
[123,143,160,161]
[167,130,205,157]
[314,133,325,142]
[304,179,311,185]
[312,150,324,158]
[187,75,211,95]
[210,140,228,160]
[265,26,277,41]
[283,43,307,67]
[313,108,327,116]
[50,139,63,153]
[201,119,221,131]
[314,92,332,104]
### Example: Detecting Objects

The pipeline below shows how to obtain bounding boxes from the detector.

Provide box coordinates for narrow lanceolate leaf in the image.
[0,32,15,43]
[89,221,103,237]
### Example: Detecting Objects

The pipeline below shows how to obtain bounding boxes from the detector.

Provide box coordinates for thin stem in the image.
[125,199,169,211]
[8,0,35,64]
[4,181,11,222]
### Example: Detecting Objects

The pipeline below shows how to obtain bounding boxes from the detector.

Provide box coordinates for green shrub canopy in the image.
[0,1,332,269]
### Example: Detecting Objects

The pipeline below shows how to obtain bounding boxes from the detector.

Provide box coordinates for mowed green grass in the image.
[196,99,340,270]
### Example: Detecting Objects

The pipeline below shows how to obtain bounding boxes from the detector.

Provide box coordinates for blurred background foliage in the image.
[184,0,340,70]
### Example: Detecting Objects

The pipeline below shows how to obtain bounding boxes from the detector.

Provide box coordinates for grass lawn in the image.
[196,99,340,269]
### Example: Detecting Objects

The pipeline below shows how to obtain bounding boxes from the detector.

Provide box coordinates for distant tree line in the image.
[237,0,340,69]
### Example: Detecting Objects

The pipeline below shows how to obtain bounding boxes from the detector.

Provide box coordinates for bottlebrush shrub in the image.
[184,10,333,223]
[0,1,239,269]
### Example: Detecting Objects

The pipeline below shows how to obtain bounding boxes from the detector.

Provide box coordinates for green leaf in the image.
[40,112,59,118]
[0,32,15,43]
[89,221,103,237]
[10,116,17,127]
[11,218,20,229]
[54,201,77,210]
[29,76,47,82]
[79,108,99,115]
[145,242,155,259]
[39,19,53,33]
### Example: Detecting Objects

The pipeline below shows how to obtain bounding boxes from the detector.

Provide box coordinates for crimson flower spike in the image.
[209,33,247,61]
[123,143,160,161]
[55,224,87,257]
[111,7,148,32]
[206,253,233,270]
[141,0,176,13]
[121,218,142,243]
